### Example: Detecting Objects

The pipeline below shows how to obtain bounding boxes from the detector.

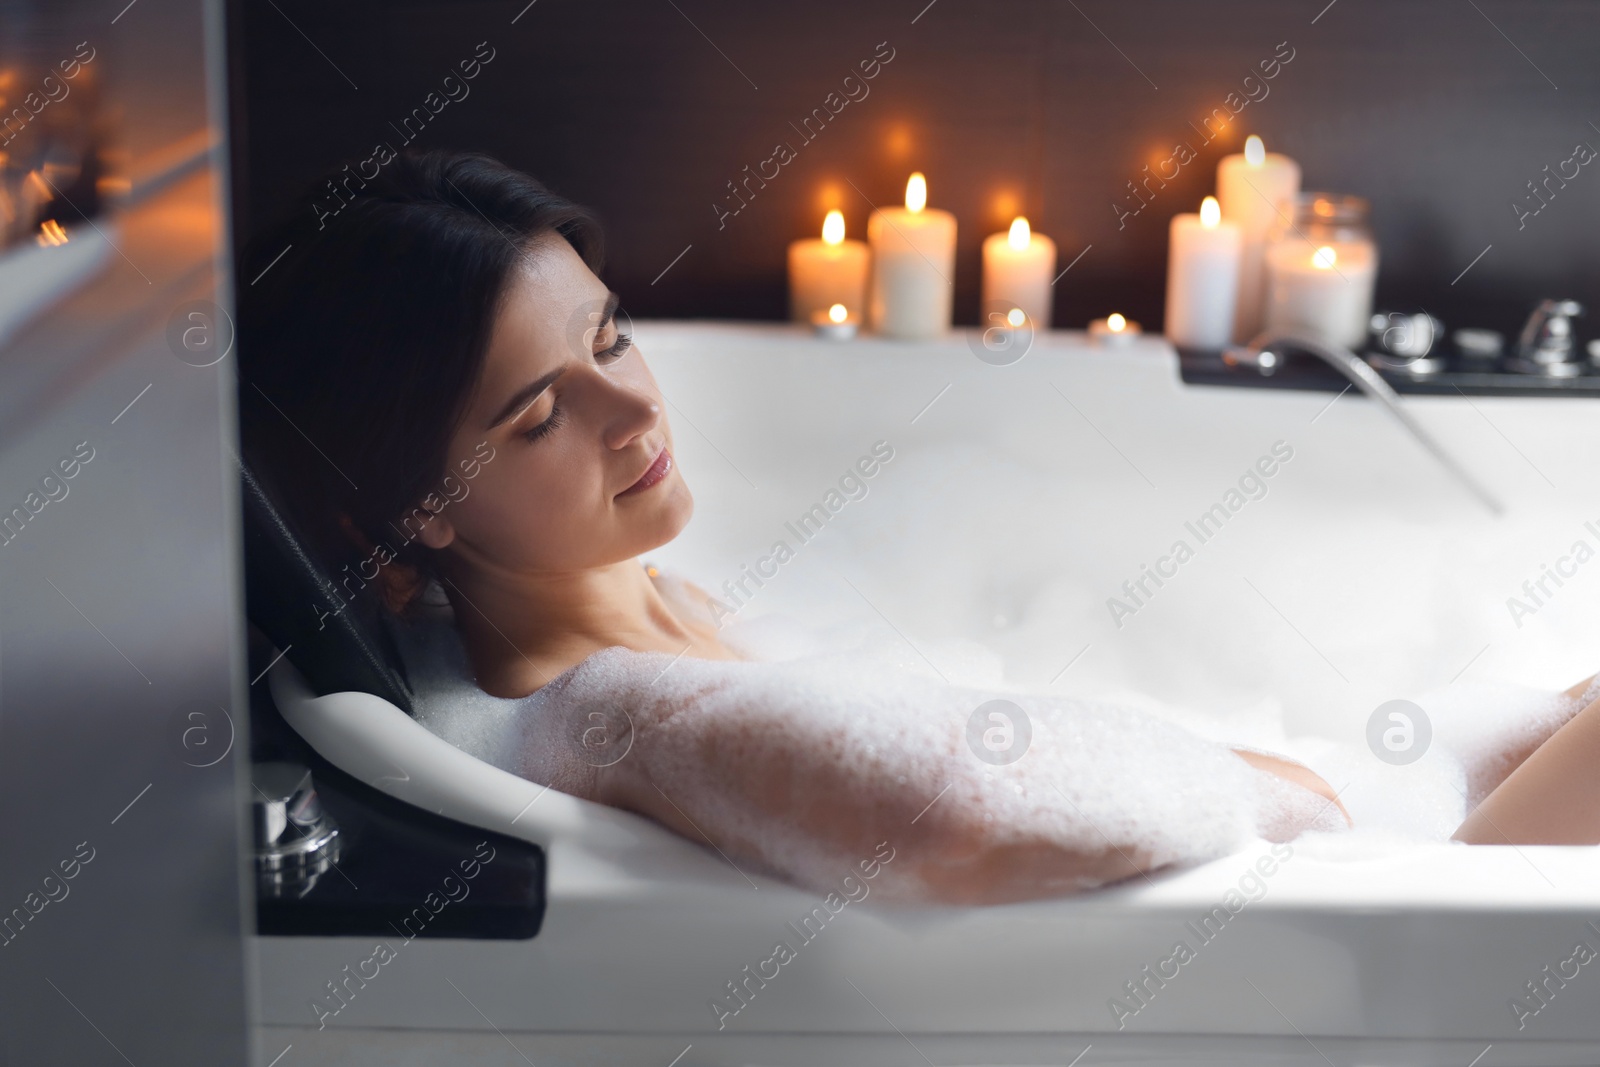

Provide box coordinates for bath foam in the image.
[1094,677,1586,848]
[389,593,1351,902]
[1416,678,1584,806]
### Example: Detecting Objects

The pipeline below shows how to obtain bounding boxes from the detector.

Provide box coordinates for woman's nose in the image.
[597,372,662,450]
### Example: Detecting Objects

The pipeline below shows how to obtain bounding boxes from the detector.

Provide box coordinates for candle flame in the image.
[1006,308,1026,327]
[1312,245,1338,270]
[1107,313,1127,333]
[828,303,848,323]
[36,219,68,247]
[905,172,927,213]
[1007,216,1031,251]
[1244,135,1265,167]
[1199,196,1221,228]
[821,209,845,245]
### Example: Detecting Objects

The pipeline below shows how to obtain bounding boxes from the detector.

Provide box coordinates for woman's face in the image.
[414,232,692,577]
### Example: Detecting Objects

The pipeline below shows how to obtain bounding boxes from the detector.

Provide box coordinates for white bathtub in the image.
[255,323,1600,1066]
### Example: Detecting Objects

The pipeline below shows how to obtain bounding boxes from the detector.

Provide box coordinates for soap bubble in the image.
[966,698,1031,765]
[1366,699,1431,765]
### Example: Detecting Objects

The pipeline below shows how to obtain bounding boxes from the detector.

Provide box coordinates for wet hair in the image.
[238,149,602,612]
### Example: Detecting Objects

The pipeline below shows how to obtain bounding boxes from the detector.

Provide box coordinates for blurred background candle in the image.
[811,302,858,340]
[1089,312,1141,346]
[1263,193,1379,349]
[1217,134,1300,342]
[868,172,956,339]
[981,216,1056,330]
[1164,196,1241,349]
[788,209,868,325]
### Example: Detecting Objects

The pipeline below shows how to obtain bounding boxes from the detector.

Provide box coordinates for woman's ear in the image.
[416,508,456,550]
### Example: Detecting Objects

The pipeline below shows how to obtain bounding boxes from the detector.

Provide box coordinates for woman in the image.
[239,150,1585,904]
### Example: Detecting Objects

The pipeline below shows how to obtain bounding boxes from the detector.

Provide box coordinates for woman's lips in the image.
[619,447,672,497]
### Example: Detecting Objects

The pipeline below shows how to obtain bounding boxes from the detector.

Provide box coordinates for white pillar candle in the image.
[1263,241,1378,349]
[981,216,1056,330]
[868,172,957,339]
[1163,196,1242,349]
[788,210,869,325]
[1216,135,1300,342]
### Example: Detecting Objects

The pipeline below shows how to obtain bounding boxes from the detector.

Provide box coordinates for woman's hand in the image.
[1231,748,1351,827]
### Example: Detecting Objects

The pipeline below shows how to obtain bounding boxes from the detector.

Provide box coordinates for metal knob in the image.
[1508,299,1585,376]
[252,762,340,897]
[1453,327,1504,363]
[1367,311,1446,375]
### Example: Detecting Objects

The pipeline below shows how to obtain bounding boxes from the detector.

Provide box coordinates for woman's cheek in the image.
[501,471,583,557]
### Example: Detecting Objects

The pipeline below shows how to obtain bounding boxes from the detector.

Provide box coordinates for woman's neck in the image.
[439,556,714,696]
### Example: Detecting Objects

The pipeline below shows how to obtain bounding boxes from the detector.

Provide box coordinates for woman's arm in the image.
[586,707,1346,906]
[1455,691,1600,845]
[596,745,1160,905]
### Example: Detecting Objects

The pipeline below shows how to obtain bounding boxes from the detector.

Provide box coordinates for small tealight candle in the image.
[788,210,869,325]
[811,302,858,341]
[1089,312,1141,346]
[1164,196,1242,349]
[981,216,1057,330]
[868,172,957,339]
[1216,135,1301,342]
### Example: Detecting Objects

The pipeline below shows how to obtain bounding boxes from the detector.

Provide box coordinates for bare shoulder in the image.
[645,565,724,631]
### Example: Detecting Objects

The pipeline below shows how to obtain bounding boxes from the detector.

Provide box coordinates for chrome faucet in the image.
[253,762,341,898]
[1224,332,1505,516]
[1508,299,1585,377]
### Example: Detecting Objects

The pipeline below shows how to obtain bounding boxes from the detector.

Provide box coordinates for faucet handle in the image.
[252,761,341,897]
[1514,299,1584,371]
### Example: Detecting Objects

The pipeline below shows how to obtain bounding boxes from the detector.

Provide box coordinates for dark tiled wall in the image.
[230,0,1600,339]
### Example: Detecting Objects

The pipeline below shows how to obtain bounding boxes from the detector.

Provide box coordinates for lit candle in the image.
[981,216,1057,330]
[788,209,869,325]
[1216,135,1300,342]
[1163,196,1242,349]
[1263,240,1378,349]
[811,302,858,341]
[868,172,957,339]
[1089,312,1141,346]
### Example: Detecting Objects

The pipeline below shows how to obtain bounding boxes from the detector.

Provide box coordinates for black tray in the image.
[1175,346,1600,398]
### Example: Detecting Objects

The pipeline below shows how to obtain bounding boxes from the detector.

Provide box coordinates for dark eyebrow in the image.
[594,291,621,334]
[486,367,566,431]
[483,292,620,431]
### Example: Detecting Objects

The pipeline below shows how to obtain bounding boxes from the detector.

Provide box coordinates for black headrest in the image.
[240,462,415,716]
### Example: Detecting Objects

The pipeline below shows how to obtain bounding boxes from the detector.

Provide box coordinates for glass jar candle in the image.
[1262,193,1379,350]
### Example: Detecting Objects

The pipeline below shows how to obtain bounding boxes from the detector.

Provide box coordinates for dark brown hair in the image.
[238,149,602,612]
